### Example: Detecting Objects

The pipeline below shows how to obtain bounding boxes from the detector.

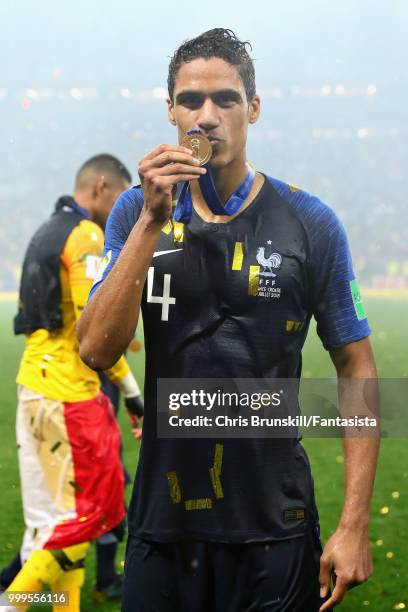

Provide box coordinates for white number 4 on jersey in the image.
[147,267,176,321]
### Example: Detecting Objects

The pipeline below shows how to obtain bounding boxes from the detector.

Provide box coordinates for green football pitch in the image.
[0,299,407,611]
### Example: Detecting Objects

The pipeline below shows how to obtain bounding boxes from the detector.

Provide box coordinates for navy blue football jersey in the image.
[90,175,370,542]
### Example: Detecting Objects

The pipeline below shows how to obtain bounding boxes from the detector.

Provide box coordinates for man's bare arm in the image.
[77,144,206,370]
[319,337,380,611]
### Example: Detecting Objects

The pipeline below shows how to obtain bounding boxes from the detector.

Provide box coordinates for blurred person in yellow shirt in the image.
[1,155,143,612]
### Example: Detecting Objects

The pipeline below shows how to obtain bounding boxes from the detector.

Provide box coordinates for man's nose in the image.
[197,98,219,131]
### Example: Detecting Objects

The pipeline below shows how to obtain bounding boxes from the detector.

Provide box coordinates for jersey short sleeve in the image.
[268,178,371,350]
[89,187,144,300]
[308,204,371,349]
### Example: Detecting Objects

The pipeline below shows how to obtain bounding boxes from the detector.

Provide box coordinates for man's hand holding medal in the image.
[138,131,211,226]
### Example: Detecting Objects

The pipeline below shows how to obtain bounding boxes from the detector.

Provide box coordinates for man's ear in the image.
[94,177,107,198]
[167,97,177,126]
[248,94,261,124]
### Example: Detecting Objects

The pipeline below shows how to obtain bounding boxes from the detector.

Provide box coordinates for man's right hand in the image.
[138,144,207,225]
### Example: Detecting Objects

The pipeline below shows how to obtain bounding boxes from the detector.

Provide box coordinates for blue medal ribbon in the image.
[173,130,256,224]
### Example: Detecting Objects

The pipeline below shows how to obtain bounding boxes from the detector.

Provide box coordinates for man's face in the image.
[167,57,260,170]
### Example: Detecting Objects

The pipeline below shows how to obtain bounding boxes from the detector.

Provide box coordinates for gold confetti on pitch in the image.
[336,455,344,463]
[392,491,400,499]
[393,604,406,610]
[376,539,384,546]
[386,551,394,559]
[380,506,389,515]
[363,601,370,607]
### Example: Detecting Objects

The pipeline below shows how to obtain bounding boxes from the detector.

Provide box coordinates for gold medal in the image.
[181,132,212,166]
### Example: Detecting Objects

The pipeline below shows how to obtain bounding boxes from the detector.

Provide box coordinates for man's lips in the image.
[189,128,222,146]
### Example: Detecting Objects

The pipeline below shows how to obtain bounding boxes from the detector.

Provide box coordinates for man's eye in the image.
[214,95,236,107]
[180,97,203,109]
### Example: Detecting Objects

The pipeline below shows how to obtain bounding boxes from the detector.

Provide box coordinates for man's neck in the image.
[208,157,248,203]
[190,157,263,224]
[72,190,94,219]
[190,156,248,217]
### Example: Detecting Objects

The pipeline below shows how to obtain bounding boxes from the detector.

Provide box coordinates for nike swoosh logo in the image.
[153,249,183,258]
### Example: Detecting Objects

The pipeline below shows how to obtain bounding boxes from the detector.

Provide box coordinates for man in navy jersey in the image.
[78,28,379,612]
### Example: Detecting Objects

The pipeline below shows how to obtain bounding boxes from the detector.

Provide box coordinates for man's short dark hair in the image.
[76,154,132,186]
[168,28,256,102]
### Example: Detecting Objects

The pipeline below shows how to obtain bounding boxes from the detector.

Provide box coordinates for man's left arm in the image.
[319,337,380,611]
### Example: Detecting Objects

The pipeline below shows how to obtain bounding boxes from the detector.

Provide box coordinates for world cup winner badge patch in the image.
[350,279,367,320]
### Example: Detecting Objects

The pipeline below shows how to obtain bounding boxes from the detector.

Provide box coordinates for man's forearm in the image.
[333,340,380,529]
[78,210,162,370]
[338,436,380,529]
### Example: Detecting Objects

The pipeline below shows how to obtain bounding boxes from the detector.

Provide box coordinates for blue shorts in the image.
[122,527,331,611]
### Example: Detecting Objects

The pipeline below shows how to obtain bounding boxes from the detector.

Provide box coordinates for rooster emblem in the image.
[256,247,282,277]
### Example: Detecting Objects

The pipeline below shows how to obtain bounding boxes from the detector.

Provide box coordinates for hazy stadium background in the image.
[0,1,407,610]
